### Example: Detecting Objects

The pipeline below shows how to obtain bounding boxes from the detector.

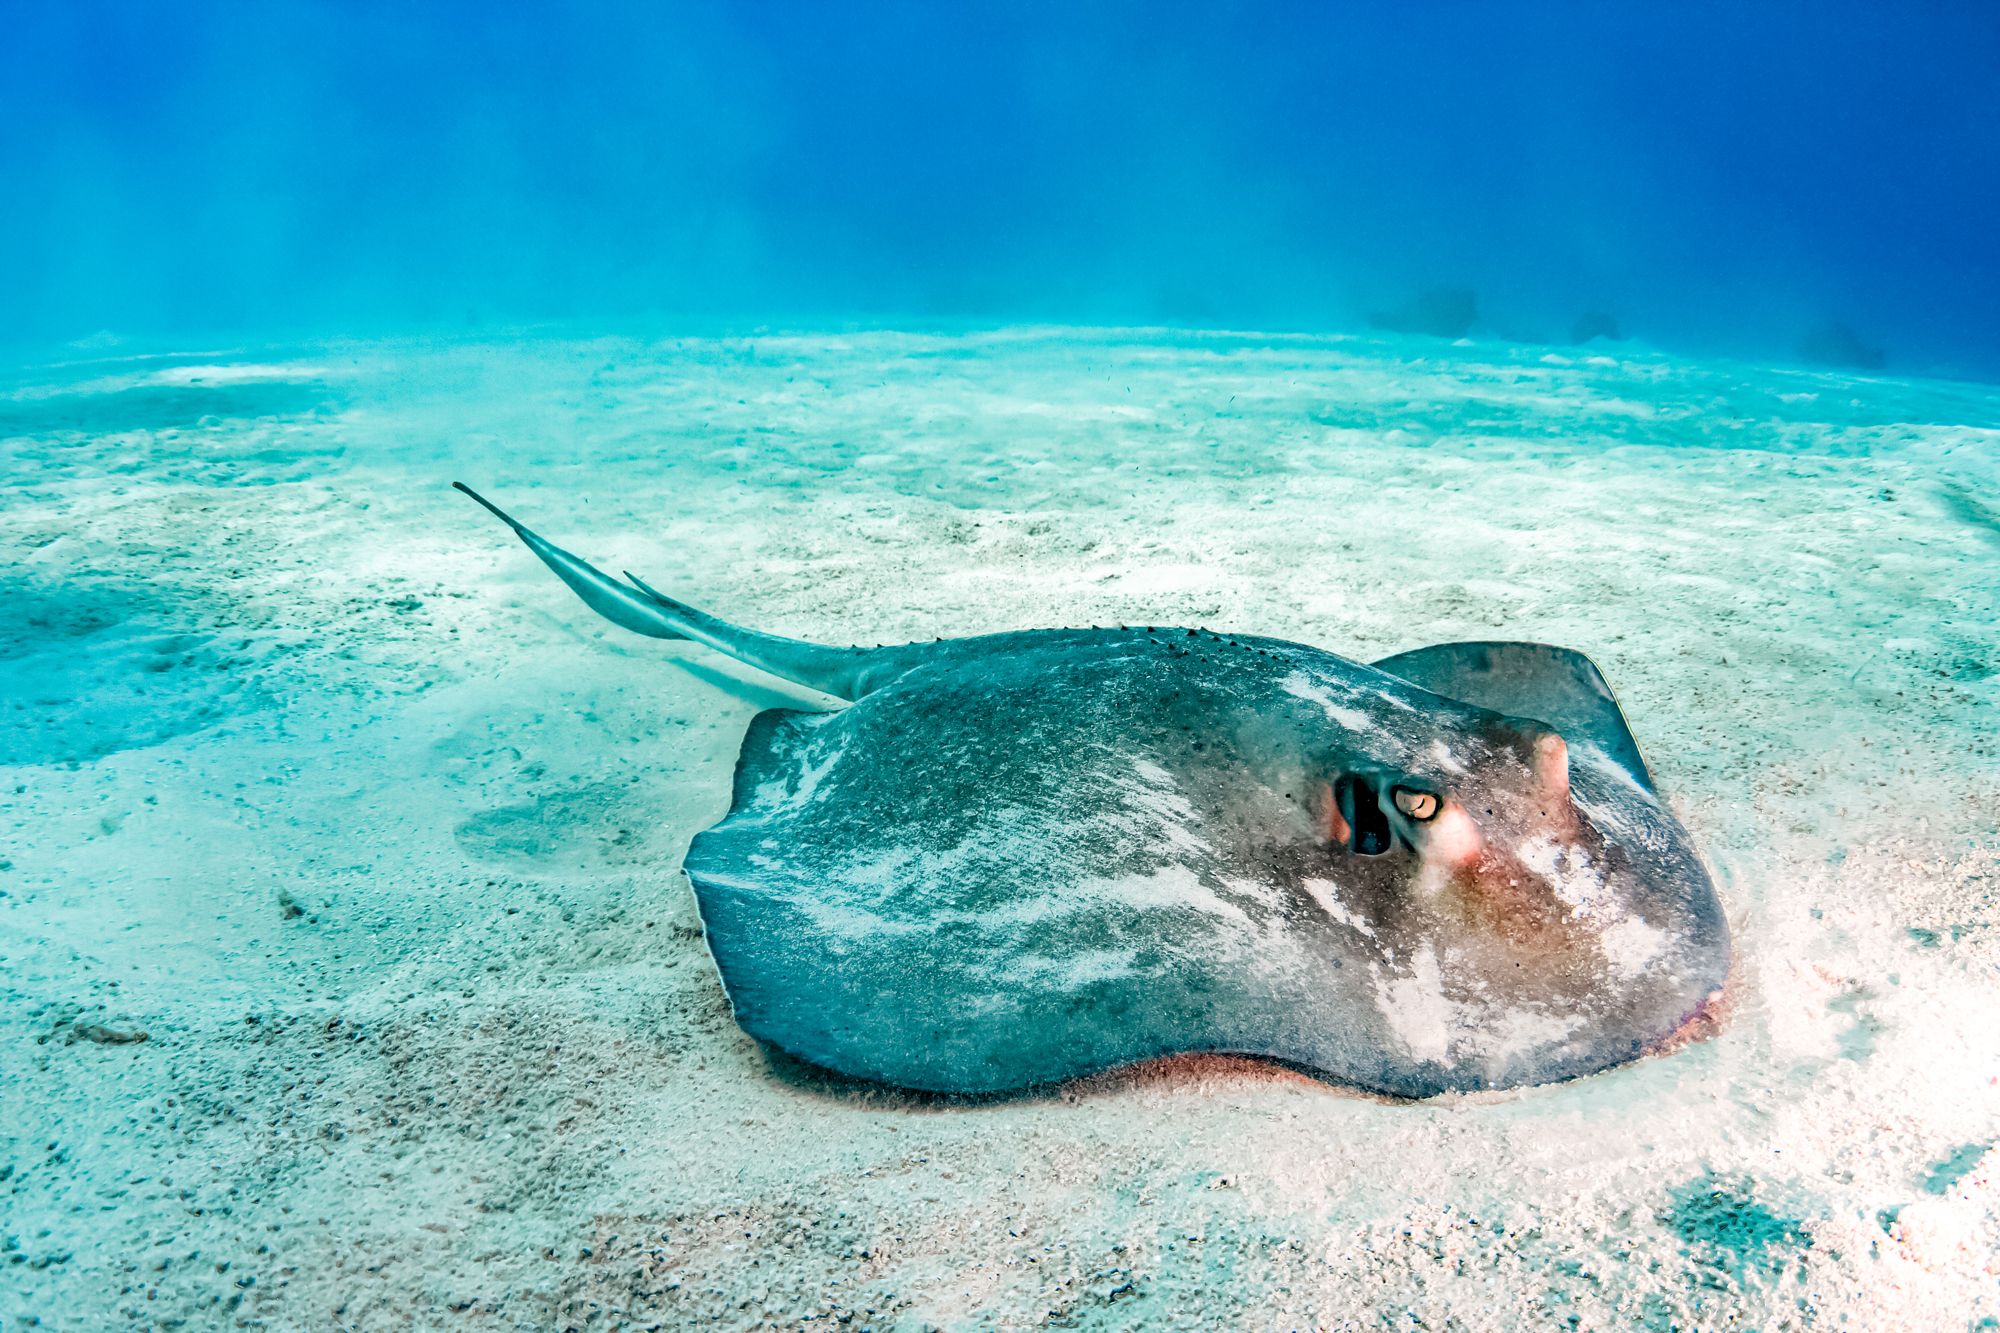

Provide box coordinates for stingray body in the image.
[458,485,1730,1098]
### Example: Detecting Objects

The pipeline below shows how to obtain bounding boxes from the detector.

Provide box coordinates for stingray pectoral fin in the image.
[454,482,869,699]
[1372,640,1655,790]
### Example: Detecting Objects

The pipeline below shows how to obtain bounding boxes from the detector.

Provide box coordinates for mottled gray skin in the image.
[457,485,1731,1099]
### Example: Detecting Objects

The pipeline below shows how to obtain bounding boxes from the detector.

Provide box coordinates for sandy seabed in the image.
[2,327,1997,1331]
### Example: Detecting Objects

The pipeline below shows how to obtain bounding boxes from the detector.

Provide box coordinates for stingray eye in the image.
[1392,786,1439,821]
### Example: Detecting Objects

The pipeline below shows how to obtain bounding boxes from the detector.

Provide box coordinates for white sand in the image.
[2,328,1996,1330]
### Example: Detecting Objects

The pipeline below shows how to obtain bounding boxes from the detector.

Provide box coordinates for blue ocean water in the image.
[4,3,1997,377]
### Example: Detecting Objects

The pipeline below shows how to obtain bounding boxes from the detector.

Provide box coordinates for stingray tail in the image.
[454,482,869,699]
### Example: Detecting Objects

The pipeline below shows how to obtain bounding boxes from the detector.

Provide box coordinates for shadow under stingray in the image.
[751,1041,1395,1111]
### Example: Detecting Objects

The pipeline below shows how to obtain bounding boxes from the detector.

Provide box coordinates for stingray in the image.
[456,484,1730,1099]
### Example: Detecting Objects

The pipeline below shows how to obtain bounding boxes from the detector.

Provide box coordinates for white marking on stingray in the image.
[1110,756,1212,857]
[1477,1004,1586,1067]
[836,847,916,893]
[1220,873,1285,912]
[1049,948,1144,987]
[1411,851,1457,904]
[1571,782,1655,850]
[1098,863,1255,928]
[1598,914,1668,978]
[1375,946,1587,1071]
[1377,944,1454,1064]
[696,865,928,952]
[783,851,931,942]
[752,737,846,816]
[1502,833,1665,983]
[1299,876,1376,937]
[1279,672,1374,734]
[1517,833,1611,916]
[1577,743,1653,796]
[1426,738,1469,775]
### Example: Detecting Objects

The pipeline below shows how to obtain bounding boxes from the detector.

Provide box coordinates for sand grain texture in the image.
[2,329,1996,1331]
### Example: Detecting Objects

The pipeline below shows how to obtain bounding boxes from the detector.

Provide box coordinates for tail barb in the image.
[454,482,867,699]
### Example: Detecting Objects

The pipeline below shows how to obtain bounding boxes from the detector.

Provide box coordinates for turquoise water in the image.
[5,6,2000,1328]
[6,7,2000,375]
[3,329,1997,1328]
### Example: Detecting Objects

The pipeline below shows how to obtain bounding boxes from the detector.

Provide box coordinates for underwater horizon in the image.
[4,8,1999,1333]
[6,2,2000,380]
